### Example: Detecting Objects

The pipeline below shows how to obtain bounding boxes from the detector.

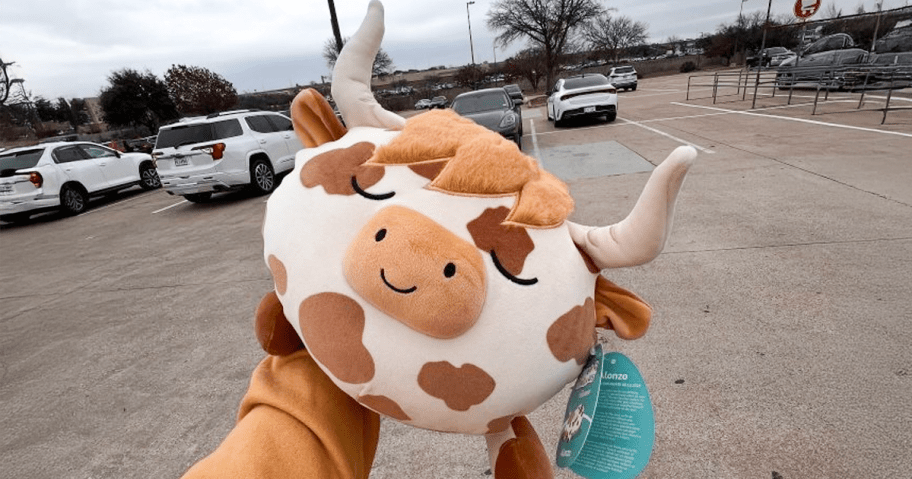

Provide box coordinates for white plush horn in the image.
[568,146,697,269]
[331,0,406,130]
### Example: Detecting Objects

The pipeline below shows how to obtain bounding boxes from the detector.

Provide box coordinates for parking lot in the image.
[2,72,911,478]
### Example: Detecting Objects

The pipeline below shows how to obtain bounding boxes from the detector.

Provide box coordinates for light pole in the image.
[466,1,476,65]
[751,0,773,109]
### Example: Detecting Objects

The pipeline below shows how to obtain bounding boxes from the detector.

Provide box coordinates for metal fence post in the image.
[713,73,719,104]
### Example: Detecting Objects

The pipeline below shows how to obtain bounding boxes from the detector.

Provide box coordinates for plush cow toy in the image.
[182,1,694,478]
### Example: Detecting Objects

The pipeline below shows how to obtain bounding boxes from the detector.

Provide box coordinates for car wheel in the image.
[632,85,637,91]
[250,159,276,195]
[605,113,617,122]
[183,193,212,203]
[554,115,564,128]
[60,184,88,216]
[140,164,161,190]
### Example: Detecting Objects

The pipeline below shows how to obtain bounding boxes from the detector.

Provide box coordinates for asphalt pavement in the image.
[1,71,910,479]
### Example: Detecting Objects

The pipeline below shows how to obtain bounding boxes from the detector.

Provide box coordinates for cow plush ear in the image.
[593,276,652,340]
[290,88,348,148]
[255,291,305,356]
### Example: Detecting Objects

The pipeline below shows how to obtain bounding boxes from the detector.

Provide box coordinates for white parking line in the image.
[670,102,912,139]
[80,190,149,216]
[153,200,188,214]
[618,118,716,154]
[529,119,542,164]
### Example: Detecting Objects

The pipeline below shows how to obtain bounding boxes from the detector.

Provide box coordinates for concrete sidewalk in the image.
[1,72,910,479]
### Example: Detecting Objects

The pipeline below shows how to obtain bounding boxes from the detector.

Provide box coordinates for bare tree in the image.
[487,0,608,89]
[505,47,548,90]
[823,3,843,18]
[585,14,648,64]
[323,37,394,78]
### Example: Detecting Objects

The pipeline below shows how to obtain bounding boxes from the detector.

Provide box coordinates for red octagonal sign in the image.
[794,0,822,19]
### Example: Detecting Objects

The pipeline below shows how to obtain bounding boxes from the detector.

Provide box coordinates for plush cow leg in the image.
[484,416,554,479]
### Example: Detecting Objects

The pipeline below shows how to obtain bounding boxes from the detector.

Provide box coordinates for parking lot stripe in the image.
[153,200,188,214]
[671,102,912,139]
[618,117,716,154]
[529,119,542,164]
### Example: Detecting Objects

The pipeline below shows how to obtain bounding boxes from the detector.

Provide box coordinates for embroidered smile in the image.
[380,269,417,294]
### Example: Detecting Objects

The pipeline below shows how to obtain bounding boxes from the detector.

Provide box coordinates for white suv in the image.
[607,66,638,91]
[153,110,302,202]
[0,141,160,222]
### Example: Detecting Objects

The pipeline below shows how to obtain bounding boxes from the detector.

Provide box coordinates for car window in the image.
[452,92,509,114]
[80,145,117,158]
[563,75,609,90]
[53,145,88,164]
[156,119,243,148]
[212,119,243,140]
[614,67,634,74]
[245,115,274,133]
[0,149,44,172]
[266,114,293,132]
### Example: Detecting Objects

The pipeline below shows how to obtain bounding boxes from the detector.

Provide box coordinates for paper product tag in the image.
[556,344,655,479]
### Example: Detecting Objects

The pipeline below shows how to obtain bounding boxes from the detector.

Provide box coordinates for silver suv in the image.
[607,66,638,91]
[153,110,302,202]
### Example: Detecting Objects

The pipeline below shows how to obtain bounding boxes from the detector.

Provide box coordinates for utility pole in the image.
[751,0,773,109]
[328,0,344,54]
[466,1,476,65]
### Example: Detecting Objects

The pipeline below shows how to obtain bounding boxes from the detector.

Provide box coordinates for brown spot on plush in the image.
[255,291,303,356]
[408,160,448,180]
[358,395,411,421]
[298,292,375,384]
[494,417,553,479]
[467,207,535,277]
[417,361,495,411]
[547,298,597,365]
[267,255,288,295]
[486,415,515,434]
[300,142,383,195]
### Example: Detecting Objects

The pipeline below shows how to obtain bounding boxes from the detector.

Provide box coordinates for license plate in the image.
[0,184,13,195]
[584,106,596,113]
[174,157,189,167]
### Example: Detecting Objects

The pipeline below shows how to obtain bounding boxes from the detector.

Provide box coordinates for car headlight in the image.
[499,113,516,128]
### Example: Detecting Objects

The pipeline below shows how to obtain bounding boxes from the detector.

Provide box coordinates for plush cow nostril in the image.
[375,229,387,242]
[444,263,456,278]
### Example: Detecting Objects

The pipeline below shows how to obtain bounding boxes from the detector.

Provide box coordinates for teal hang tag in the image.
[556,345,655,479]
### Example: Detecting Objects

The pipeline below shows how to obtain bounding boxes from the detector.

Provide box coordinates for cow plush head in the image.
[258,0,694,436]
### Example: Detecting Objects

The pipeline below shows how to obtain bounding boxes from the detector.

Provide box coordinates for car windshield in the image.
[452,92,508,114]
[155,119,243,148]
[0,148,44,174]
[563,75,609,90]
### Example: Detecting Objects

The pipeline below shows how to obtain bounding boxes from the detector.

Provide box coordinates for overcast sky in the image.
[2,0,906,100]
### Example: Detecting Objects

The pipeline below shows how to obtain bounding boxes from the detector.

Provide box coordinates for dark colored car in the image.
[451,88,523,149]
[503,84,523,102]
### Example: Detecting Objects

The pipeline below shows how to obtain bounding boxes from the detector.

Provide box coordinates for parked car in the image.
[503,84,523,102]
[0,141,160,222]
[607,65,638,90]
[547,74,618,126]
[747,47,796,68]
[776,48,871,89]
[152,110,302,203]
[801,33,855,55]
[451,88,523,148]
[414,99,432,110]
[428,96,449,109]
